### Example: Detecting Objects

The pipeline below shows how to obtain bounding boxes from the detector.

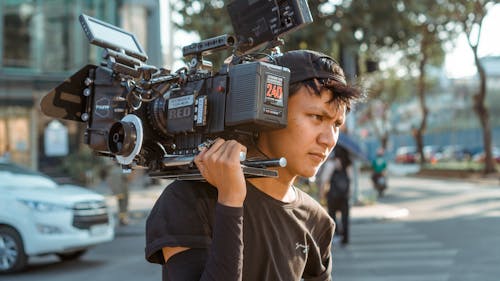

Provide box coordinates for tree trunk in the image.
[381,133,389,151]
[472,50,497,174]
[416,45,429,166]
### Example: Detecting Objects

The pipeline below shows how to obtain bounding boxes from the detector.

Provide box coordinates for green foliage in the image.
[170,1,459,72]
[171,1,234,68]
[170,0,497,155]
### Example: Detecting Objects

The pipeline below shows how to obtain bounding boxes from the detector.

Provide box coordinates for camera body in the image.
[84,60,289,169]
[41,0,312,179]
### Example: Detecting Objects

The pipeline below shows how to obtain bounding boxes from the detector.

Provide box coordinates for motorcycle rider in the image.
[371,148,387,197]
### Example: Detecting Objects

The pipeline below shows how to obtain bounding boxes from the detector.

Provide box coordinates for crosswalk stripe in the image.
[342,241,443,251]
[334,257,454,269]
[331,273,450,281]
[349,233,428,243]
[346,249,458,259]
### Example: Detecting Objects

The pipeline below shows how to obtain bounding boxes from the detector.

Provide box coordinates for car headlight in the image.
[18,200,69,212]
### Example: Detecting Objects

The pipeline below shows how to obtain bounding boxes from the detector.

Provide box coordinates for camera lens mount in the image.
[109,114,144,165]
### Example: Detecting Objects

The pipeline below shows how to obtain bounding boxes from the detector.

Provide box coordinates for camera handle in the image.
[153,154,286,180]
[150,161,285,181]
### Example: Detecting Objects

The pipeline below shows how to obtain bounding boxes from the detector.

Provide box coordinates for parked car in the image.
[473,147,500,164]
[395,146,418,164]
[423,145,442,163]
[0,160,114,273]
[440,145,475,162]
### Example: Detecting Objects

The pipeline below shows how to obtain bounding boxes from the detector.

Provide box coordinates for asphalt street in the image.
[332,175,500,281]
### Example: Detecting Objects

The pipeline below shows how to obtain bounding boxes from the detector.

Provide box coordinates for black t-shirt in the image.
[145,180,334,281]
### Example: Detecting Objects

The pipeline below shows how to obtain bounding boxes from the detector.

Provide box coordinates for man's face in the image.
[257,84,347,180]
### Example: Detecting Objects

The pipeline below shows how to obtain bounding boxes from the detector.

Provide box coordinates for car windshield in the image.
[0,163,58,189]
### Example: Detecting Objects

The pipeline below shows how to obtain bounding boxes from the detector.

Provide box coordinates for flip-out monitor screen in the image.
[79,14,147,62]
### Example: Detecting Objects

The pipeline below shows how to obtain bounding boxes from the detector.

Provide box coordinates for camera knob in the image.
[83,88,92,97]
[81,113,89,122]
[84,77,94,86]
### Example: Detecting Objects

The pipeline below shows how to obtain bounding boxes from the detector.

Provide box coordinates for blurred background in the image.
[0,0,499,280]
[0,0,498,179]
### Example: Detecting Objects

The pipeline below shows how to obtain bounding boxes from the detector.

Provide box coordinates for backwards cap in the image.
[273,50,346,86]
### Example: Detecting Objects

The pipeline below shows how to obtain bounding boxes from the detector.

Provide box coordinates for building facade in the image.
[0,0,163,170]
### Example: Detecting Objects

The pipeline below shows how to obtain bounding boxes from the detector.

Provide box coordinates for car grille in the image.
[72,200,109,229]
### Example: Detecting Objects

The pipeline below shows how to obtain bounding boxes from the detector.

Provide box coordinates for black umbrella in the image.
[337,133,369,162]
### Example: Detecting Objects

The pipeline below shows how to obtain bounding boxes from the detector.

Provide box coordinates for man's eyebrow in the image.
[309,105,342,121]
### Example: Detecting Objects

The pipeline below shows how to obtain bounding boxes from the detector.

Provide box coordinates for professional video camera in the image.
[41,0,312,180]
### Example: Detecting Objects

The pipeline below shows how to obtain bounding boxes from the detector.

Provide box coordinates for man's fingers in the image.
[218,140,247,164]
[195,139,247,170]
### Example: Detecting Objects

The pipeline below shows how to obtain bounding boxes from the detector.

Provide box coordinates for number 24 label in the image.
[266,83,283,100]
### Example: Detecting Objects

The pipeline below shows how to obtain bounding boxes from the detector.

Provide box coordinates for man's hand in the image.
[194,139,247,207]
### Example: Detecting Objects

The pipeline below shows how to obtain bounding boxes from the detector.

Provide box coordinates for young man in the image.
[145,50,363,280]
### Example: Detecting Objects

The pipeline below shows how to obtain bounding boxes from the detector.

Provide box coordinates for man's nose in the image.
[319,127,338,148]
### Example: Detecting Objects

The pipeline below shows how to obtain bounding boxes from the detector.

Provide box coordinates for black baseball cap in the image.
[273,50,347,85]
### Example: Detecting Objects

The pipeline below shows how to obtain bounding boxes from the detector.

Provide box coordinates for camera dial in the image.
[109,114,144,165]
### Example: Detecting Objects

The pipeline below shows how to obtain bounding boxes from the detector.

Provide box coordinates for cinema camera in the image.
[41,0,313,180]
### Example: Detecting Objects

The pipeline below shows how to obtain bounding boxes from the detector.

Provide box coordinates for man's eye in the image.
[312,115,323,121]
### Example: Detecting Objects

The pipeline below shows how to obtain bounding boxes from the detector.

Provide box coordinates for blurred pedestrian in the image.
[327,145,352,245]
[107,164,130,226]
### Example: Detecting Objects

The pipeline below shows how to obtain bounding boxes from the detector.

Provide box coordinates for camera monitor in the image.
[228,0,313,53]
[79,14,147,62]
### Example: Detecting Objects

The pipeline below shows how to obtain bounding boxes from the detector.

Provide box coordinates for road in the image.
[333,175,500,281]
[3,174,499,281]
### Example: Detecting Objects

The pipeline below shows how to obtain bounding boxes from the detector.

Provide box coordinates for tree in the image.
[170,1,232,68]
[357,68,413,151]
[451,0,498,174]
[170,1,413,70]
[353,1,453,164]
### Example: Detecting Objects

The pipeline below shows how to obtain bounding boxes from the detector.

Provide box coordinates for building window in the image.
[0,107,31,166]
[41,1,74,71]
[2,2,35,68]
[1,0,116,73]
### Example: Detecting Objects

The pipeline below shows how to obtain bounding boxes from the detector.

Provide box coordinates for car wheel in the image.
[56,249,87,261]
[0,226,27,273]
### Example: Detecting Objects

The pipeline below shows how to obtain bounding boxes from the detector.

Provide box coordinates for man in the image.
[145,50,363,280]
[327,145,352,245]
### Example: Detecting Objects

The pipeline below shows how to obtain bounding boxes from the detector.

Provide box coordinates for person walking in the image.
[327,145,352,245]
[107,164,130,226]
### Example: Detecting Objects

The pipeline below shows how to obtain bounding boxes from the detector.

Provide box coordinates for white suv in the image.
[0,160,114,273]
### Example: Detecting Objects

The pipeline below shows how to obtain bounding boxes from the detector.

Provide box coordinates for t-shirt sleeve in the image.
[145,180,217,264]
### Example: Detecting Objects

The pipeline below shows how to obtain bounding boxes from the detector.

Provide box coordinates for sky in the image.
[160,2,500,79]
[444,4,500,78]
